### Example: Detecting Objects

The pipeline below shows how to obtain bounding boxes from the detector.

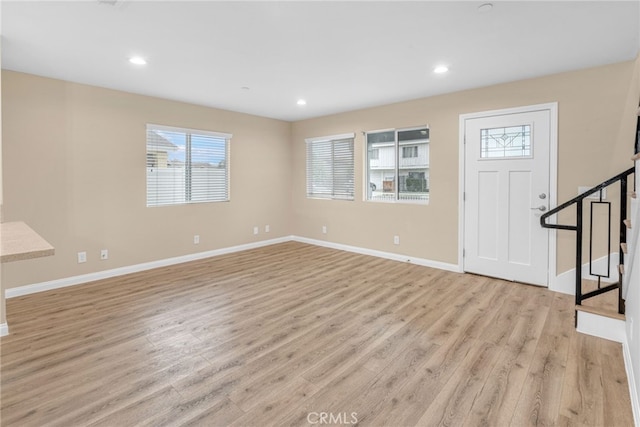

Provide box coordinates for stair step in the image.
[624,218,632,229]
[630,191,637,199]
[576,304,625,321]
[619,264,625,275]
[580,279,620,311]
[621,242,628,254]
[633,152,640,161]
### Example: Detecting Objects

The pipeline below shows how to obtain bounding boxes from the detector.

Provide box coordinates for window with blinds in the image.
[305,133,355,200]
[146,124,231,207]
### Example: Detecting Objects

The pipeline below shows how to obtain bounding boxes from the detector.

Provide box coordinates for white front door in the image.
[463,107,552,286]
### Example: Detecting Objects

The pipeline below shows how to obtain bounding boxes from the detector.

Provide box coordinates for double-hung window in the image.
[366,126,429,203]
[402,146,418,158]
[306,133,355,200]
[146,124,231,207]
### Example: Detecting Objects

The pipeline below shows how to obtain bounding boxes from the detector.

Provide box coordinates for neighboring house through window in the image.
[366,126,429,203]
[146,124,231,207]
[306,133,355,200]
[402,146,418,158]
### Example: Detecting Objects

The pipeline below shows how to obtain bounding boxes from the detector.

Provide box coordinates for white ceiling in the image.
[2,1,639,122]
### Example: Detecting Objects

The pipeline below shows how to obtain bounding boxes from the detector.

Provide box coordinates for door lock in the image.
[539,193,547,199]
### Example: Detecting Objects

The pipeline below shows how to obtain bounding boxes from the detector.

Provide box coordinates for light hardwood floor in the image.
[0,242,634,426]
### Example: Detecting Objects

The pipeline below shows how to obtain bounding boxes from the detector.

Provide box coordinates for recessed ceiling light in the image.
[241,86,250,91]
[129,56,147,65]
[433,65,449,74]
[297,99,307,106]
[478,3,493,13]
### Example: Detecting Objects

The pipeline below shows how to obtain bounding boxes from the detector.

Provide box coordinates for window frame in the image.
[365,125,430,204]
[305,132,355,201]
[479,124,533,159]
[401,145,418,158]
[146,123,232,207]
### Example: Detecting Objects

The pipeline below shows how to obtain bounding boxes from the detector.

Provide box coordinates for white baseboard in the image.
[291,236,461,273]
[18,233,616,301]
[550,253,619,295]
[0,323,8,337]
[5,235,461,299]
[576,310,626,343]
[5,236,291,299]
[623,341,640,427]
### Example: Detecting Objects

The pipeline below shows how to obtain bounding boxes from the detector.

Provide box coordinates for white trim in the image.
[548,103,559,289]
[5,235,460,299]
[458,115,466,271]
[623,341,640,427]
[458,102,559,287]
[550,253,620,295]
[0,323,8,337]
[576,310,626,343]
[5,236,291,299]
[291,236,461,272]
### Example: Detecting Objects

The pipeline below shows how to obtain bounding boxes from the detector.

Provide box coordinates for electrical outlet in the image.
[394,235,400,245]
[193,235,200,244]
[100,249,109,260]
[265,225,270,233]
[322,225,327,234]
[253,226,259,235]
[77,251,87,263]
[578,186,606,200]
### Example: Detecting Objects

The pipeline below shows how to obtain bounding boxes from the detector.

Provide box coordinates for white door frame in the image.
[458,102,558,287]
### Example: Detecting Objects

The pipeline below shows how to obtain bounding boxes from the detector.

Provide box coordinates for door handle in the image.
[531,205,547,212]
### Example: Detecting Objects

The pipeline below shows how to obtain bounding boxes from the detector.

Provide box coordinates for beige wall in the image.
[291,60,639,274]
[2,71,292,289]
[2,60,638,294]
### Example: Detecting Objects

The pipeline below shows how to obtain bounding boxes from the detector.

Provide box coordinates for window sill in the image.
[365,197,429,205]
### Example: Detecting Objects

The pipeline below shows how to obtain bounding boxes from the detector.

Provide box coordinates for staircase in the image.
[541,159,638,340]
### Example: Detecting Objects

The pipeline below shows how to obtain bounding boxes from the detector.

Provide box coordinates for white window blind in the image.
[306,133,355,200]
[146,124,231,207]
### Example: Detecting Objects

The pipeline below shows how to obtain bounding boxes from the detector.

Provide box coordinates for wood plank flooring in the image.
[0,242,634,426]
